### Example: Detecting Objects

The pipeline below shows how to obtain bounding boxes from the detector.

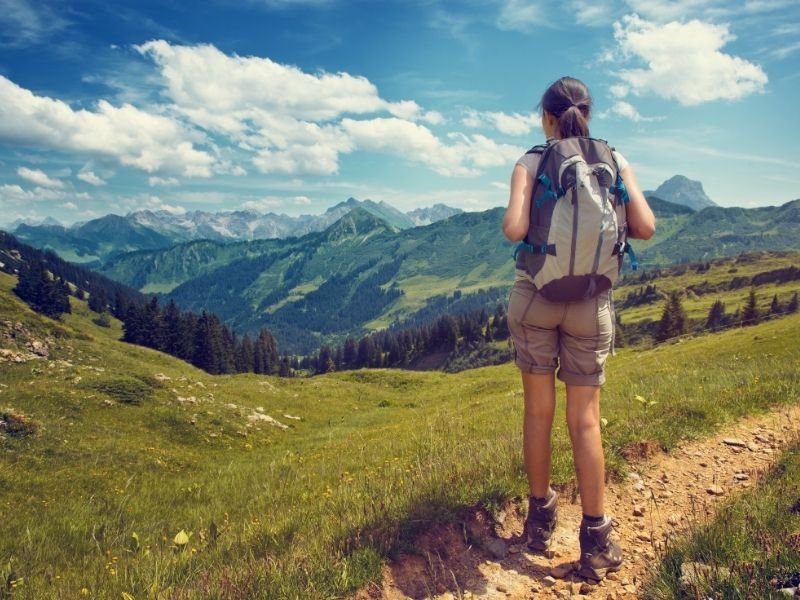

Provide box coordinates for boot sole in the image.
[576,563,622,582]
[526,538,552,551]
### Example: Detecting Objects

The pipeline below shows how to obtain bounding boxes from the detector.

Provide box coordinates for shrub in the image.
[82,376,154,405]
[0,408,40,438]
[92,312,112,328]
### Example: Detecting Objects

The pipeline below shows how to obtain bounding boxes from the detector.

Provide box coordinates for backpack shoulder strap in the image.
[525,143,549,155]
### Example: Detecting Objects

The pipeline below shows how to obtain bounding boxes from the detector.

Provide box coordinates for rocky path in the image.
[355,403,800,600]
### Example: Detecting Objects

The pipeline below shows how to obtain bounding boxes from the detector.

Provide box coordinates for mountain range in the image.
[6,173,799,353]
[5,173,713,265]
[7,199,462,265]
[96,194,800,353]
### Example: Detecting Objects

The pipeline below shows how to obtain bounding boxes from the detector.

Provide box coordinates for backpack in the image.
[513,136,637,302]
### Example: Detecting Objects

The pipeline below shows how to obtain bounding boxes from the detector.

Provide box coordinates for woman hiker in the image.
[502,76,656,581]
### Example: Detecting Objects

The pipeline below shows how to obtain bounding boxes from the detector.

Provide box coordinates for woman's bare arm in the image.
[620,165,656,240]
[502,164,534,242]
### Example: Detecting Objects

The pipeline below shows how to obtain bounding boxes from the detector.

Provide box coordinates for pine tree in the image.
[342,337,358,370]
[770,294,782,315]
[193,311,225,374]
[357,337,376,368]
[278,356,291,377]
[88,288,108,314]
[162,300,184,356]
[706,299,726,331]
[317,345,335,373]
[253,329,279,374]
[236,334,255,373]
[741,287,760,326]
[141,297,166,350]
[655,291,687,342]
[787,292,799,314]
[122,303,144,345]
[13,260,70,319]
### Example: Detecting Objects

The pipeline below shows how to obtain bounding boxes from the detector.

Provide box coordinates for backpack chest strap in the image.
[513,242,557,261]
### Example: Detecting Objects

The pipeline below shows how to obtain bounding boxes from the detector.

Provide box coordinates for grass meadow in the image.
[615,250,800,326]
[1,265,799,598]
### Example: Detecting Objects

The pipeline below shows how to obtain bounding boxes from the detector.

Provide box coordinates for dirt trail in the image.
[355,403,800,600]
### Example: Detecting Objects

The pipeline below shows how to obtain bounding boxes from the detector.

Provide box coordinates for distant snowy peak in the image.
[407,204,463,226]
[648,175,717,211]
[9,216,63,229]
[124,199,462,242]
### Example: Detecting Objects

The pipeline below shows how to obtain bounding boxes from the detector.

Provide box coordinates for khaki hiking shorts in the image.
[507,276,614,386]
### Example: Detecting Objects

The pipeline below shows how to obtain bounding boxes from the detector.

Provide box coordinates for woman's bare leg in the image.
[521,371,556,498]
[565,384,604,516]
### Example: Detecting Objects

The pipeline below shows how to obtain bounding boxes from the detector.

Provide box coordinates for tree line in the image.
[654,287,799,342]
[119,297,286,376]
[3,232,287,376]
[302,304,510,374]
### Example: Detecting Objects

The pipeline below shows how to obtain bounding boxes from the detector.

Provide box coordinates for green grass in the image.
[616,251,800,325]
[1,269,799,599]
[641,440,800,599]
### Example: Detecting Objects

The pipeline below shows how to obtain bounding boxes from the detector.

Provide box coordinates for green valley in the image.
[89,199,800,354]
[2,257,800,598]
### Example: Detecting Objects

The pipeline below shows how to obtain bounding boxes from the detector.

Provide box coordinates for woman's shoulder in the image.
[610,147,629,172]
[515,142,550,174]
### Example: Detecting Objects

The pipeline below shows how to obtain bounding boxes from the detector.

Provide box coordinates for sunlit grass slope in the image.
[1,269,799,599]
[616,250,800,325]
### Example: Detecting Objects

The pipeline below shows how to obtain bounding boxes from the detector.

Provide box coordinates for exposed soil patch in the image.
[354,403,800,600]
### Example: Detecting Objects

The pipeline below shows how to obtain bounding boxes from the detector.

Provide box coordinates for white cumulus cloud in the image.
[241,195,313,211]
[611,15,768,106]
[77,170,106,186]
[497,0,548,31]
[341,117,475,177]
[136,40,411,122]
[600,100,662,122]
[462,110,540,136]
[0,183,87,203]
[0,75,216,176]
[148,176,179,187]
[17,166,63,188]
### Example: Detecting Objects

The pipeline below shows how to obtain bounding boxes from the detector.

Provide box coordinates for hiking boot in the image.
[525,488,558,551]
[577,516,623,581]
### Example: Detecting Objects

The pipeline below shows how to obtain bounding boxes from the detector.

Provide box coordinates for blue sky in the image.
[0,0,798,226]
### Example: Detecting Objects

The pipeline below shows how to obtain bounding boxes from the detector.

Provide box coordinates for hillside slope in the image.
[2,268,799,599]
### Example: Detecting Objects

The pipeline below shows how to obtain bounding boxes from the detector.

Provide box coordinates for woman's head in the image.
[540,76,592,139]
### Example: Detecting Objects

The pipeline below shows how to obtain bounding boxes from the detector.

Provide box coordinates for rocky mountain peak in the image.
[651,175,716,211]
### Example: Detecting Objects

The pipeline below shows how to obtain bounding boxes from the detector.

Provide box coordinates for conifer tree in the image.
[253,329,279,374]
[787,292,799,314]
[236,334,255,373]
[741,287,760,326]
[317,345,335,373]
[655,291,687,342]
[193,311,225,374]
[122,303,145,345]
[141,297,166,350]
[13,260,71,319]
[769,294,782,315]
[342,337,358,370]
[162,300,184,356]
[278,356,291,377]
[88,287,108,314]
[706,299,726,331]
[357,337,376,368]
